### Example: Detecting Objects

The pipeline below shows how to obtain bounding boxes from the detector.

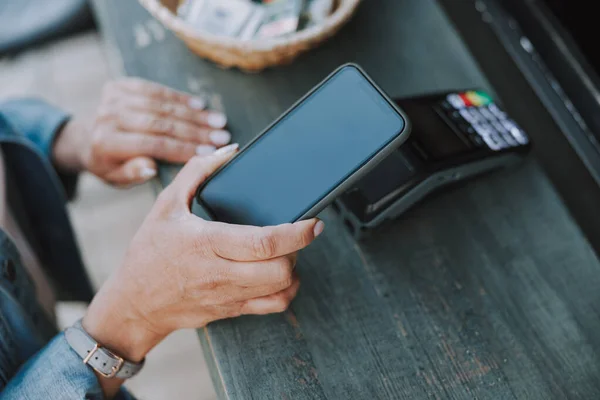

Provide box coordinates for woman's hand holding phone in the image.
[81,147,324,374]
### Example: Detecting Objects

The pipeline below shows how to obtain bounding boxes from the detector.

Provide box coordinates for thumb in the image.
[169,143,239,207]
[104,156,157,186]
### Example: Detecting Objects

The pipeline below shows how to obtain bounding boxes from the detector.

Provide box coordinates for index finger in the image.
[115,78,199,105]
[207,219,324,261]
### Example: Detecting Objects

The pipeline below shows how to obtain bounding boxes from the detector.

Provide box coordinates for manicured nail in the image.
[139,167,157,179]
[188,97,206,110]
[196,144,217,155]
[207,112,227,128]
[209,130,232,146]
[313,220,325,237]
[214,143,239,156]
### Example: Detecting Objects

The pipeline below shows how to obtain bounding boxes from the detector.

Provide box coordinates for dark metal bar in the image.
[438,0,600,254]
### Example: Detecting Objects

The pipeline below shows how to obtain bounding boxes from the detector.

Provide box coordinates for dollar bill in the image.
[178,0,332,40]
[179,0,262,38]
[299,0,335,29]
[254,0,305,39]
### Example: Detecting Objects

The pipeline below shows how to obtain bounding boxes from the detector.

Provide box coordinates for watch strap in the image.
[65,319,144,379]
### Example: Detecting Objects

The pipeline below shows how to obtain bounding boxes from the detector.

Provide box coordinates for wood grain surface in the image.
[92,0,600,398]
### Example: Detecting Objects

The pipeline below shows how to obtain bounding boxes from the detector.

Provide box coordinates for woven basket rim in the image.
[139,0,361,51]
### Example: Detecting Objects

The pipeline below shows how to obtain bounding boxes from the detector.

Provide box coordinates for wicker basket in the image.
[139,0,361,72]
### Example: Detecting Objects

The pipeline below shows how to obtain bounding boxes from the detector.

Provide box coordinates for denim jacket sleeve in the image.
[0,99,135,398]
[0,98,78,199]
[0,333,135,400]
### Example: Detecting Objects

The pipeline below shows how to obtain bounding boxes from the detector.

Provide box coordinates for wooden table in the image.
[92,0,600,398]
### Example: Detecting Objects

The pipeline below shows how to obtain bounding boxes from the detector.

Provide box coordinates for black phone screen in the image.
[198,65,406,226]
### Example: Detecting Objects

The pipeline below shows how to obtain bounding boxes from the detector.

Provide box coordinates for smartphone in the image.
[192,64,411,226]
[334,89,531,238]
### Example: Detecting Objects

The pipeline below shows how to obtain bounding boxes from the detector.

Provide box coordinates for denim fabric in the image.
[0,98,79,204]
[1,334,134,400]
[0,99,134,399]
[0,98,94,302]
[0,98,69,158]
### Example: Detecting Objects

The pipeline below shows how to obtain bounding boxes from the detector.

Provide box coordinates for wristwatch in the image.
[65,319,145,379]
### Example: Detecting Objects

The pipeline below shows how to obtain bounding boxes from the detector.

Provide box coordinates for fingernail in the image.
[313,220,325,237]
[207,112,227,128]
[139,167,157,179]
[214,143,239,156]
[196,144,217,155]
[209,130,232,146]
[188,97,206,110]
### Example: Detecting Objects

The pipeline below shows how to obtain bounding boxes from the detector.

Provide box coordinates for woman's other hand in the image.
[52,78,231,186]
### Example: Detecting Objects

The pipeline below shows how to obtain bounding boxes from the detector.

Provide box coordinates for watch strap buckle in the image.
[65,319,144,380]
[82,343,125,378]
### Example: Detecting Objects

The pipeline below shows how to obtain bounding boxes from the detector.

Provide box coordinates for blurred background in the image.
[0,9,217,400]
